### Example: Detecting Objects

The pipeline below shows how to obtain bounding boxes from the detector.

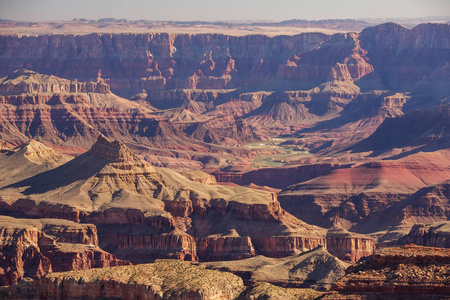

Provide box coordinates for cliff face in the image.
[324,245,450,299]
[0,32,329,92]
[360,23,450,90]
[0,260,245,300]
[400,222,450,248]
[1,23,448,96]
[0,216,129,286]
[326,228,376,263]
[201,246,350,290]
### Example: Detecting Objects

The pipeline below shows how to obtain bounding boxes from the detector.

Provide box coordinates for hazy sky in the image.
[0,0,449,21]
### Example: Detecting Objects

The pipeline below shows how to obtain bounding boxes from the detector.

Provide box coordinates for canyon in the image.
[0,19,448,299]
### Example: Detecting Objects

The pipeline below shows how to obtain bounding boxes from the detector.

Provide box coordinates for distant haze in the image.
[0,0,449,22]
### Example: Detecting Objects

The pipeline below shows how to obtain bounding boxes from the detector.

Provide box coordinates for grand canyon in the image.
[0,11,449,300]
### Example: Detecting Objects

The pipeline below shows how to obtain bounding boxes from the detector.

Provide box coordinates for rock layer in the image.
[1,260,244,300]
[0,216,129,286]
[324,245,450,299]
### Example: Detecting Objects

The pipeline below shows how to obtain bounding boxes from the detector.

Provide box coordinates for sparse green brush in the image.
[243,282,324,300]
[44,260,244,298]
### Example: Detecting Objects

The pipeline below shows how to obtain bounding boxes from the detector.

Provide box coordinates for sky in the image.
[0,0,449,22]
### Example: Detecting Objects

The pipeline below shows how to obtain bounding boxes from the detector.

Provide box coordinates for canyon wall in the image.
[0,32,329,93]
[0,216,129,286]
[0,23,448,96]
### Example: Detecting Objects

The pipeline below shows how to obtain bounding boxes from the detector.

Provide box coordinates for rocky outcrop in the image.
[182,170,217,185]
[90,134,141,162]
[182,114,262,145]
[324,245,450,299]
[399,222,450,248]
[251,236,327,258]
[0,224,51,286]
[0,216,129,286]
[98,229,198,263]
[325,228,375,263]
[196,236,255,261]
[0,261,244,300]
[0,69,110,96]
[201,246,350,290]
[360,23,450,90]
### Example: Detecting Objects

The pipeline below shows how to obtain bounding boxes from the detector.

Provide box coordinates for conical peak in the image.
[90,135,139,163]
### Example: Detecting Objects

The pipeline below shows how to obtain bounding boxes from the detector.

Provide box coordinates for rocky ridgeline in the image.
[0,261,244,300]
[400,221,450,248]
[324,245,450,299]
[0,23,448,95]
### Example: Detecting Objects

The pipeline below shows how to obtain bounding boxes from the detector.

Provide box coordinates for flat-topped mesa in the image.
[90,135,140,163]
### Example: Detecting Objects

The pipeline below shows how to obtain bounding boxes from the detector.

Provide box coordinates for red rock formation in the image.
[251,236,327,258]
[277,32,375,83]
[360,23,450,90]
[0,71,210,153]
[0,224,51,286]
[0,69,111,95]
[182,114,262,145]
[196,236,255,261]
[0,32,328,92]
[0,216,129,286]
[98,230,197,263]
[399,222,450,248]
[324,245,450,299]
[325,228,375,263]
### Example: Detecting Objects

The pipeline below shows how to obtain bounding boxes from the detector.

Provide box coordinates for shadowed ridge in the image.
[1,135,137,195]
[349,104,450,156]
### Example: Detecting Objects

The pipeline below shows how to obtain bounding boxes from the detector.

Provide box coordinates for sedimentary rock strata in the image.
[0,137,374,266]
[0,260,245,300]
[201,245,349,290]
[0,216,129,286]
[324,245,450,299]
